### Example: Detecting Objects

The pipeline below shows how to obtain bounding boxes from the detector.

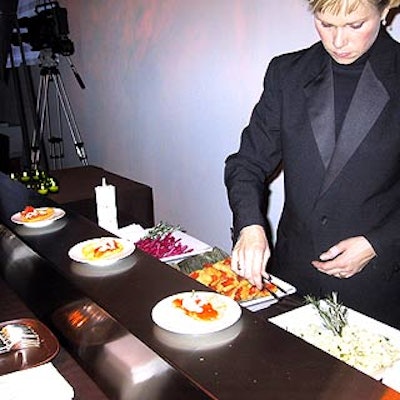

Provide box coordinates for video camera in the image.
[14,1,74,56]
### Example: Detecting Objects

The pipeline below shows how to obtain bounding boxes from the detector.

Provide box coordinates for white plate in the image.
[11,207,65,228]
[269,304,400,392]
[160,231,213,262]
[151,291,242,334]
[116,226,213,263]
[68,237,135,266]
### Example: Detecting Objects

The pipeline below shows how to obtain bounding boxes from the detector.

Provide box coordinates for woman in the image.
[225,0,400,328]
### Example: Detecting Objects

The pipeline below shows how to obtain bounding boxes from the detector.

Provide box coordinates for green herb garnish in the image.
[144,221,181,239]
[305,292,348,337]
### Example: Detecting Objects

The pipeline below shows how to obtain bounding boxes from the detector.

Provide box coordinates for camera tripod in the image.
[30,49,88,170]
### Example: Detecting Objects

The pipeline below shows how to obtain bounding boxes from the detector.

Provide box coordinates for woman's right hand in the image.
[231,224,271,289]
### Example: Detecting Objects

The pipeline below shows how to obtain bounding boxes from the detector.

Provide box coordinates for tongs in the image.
[263,275,288,300]
[0,323,41,354]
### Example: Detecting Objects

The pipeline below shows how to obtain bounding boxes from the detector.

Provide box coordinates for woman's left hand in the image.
[311,236,376,279]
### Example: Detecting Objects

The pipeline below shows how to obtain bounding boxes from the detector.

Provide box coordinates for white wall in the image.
[55,1,400,252]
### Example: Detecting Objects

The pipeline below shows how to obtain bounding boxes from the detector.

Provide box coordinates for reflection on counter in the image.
[52,298,183,400]
[100,334,171,385]
[13,218,67,236]
[90,333,212,400]
[52,300,122,347]
[153,318,243,351]
[69,255,137,277]
[52,297,215,400]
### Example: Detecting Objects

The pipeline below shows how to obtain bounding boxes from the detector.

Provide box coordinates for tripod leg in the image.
[30,74,51,170]
[9,46,31,165]
[51,72,88,166]
[47,93,65,169]
[10,17,48,169]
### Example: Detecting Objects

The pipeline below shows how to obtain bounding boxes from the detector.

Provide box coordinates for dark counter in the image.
[0,171,398,400]
[0,275,108,400]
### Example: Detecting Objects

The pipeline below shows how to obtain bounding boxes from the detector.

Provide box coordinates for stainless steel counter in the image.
[0,172,398,400]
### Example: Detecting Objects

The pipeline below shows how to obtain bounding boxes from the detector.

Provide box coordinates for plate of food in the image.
[0,318,59,376]
[68,237,135,266]
[11,206,65,228]
[158,231,213,263]
[187,258,296,310]
[269,294,400,392]
[151,291,242,334]
[125,222,212,263]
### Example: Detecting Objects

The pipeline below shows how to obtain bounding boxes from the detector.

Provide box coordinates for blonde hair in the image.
[308,0,400,14]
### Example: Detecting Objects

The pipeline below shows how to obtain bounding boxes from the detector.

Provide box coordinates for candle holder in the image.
[9,169,59,195]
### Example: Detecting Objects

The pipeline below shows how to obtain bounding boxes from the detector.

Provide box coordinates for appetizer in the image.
[81,238,124,261]
[172,292,224,321]
[293,293,400,376]
[135,222,192,259]
[189,258,278,302]
[20,205,55,222]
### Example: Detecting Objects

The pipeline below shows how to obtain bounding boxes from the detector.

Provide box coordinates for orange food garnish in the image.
[81,238,123,260]
[173,297,219,321]
[21,205,35,216]
[20,205,55,222]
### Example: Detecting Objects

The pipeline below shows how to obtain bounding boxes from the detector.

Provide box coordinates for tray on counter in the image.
[0,318,59,376]
[178,248,296,311]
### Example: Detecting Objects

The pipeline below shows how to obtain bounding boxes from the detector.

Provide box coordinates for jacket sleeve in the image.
[224,57,283,242]
[364,179,400,260]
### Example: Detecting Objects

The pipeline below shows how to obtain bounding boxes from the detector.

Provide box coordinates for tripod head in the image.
[38,48,58,69]
[38,48,85,89]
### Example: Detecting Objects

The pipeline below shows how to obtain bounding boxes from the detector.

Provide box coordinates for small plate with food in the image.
[68,237,135,266]
[151,291,242,334]
[11,206,65,228]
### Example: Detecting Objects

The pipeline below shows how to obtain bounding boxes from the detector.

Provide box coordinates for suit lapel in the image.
[304,62,336,169]
[319,61,389,196]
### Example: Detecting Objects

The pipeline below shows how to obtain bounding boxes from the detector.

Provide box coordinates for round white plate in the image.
[68,237,135,266]
[151,291,242,335]
[11,207,66,228]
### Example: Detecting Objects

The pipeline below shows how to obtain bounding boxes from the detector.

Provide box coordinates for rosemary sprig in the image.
[144,221,182,239]
[305,292,348,336]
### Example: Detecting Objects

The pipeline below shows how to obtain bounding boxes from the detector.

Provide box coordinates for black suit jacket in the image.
[225,28,400,328]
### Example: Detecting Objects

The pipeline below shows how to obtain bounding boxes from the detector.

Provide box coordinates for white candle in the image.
[95,177,118,232]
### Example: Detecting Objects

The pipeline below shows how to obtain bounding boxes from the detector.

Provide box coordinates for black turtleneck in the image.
[332,51,369,138]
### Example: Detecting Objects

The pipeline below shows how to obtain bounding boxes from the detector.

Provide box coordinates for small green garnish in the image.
[305,292,348,337]
[144,221,182,239]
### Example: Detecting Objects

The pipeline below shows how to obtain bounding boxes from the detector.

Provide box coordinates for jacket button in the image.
[321,216,328,226]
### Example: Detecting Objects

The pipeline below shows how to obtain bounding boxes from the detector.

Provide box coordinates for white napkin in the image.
[0,363,74,400]
[115,223,146,242]
[95,177,118,232]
